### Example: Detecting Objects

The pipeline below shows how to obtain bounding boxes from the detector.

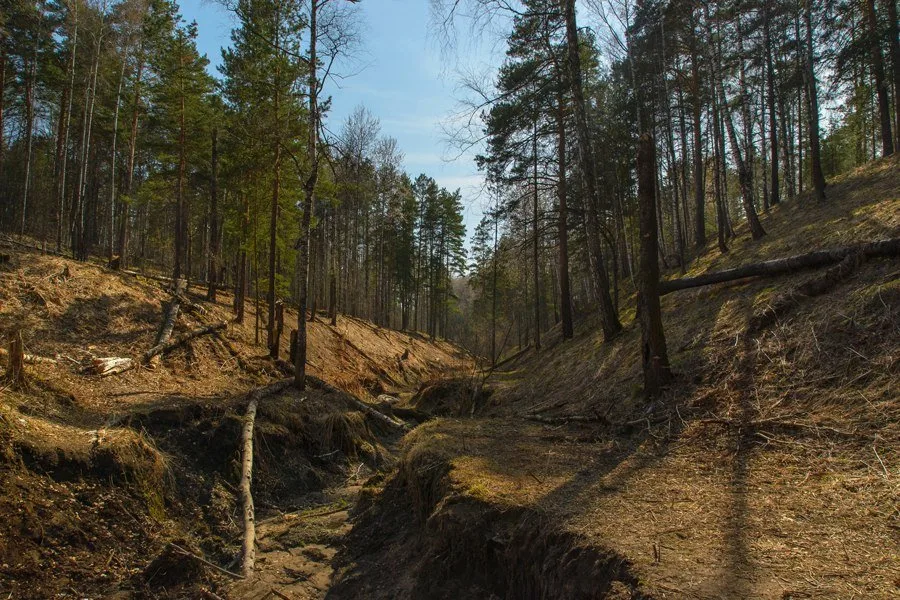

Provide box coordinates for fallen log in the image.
[149,278,186,368]
[93,321,228,376]
[492,344,532,370]
[143,321,227,362]
[305,374,409,431]
[0,347,57,365]
[660,238,900,295]
[240,378,296,576]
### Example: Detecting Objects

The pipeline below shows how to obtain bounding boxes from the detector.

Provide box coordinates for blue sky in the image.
[178,0,499,241]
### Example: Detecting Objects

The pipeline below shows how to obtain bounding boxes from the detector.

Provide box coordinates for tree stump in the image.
[4,331,26,388]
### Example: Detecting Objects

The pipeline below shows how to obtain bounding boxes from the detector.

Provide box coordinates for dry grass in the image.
[397,157,900,598]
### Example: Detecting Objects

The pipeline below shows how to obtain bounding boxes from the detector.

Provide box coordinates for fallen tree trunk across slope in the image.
[660,238,900,295]
[151,278,187,366]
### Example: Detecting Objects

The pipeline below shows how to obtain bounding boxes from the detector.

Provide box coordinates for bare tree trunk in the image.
[208,127,220,301]
[556,91,573,340]
[240,378,295,576]
[559,0,621,341]
[532,117,541,350]
[764,3,781,206]
[710,99,729,254]
[719,85,766,240]
[803,0,827,201]
[0,40,6,178]
[295,0,318,391]
[636,134,671,398]
[118,52,144,269]
[57,11,78,253]
[864,0,895,156]
[268,18,282,355]
[883,0,900,150]
[108,51,128,263]
[174,48,187,279]
[20,50,37,236]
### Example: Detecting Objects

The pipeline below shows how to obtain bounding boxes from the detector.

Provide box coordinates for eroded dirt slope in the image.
[0,252,470,599]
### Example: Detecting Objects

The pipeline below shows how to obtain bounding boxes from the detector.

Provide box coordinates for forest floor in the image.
[327,156,900,599]
[0,155,898,600]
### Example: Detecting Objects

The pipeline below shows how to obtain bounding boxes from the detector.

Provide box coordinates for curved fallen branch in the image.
[660,238,900,295]
[93,321,228,376]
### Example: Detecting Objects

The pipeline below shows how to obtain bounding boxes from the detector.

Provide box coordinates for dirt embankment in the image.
[0,248,470,599]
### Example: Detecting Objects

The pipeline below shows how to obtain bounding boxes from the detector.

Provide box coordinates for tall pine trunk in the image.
[556,90,573,340]
[883,0,900,149]
[174,46,187,279]
[532,116,541,350]
[636,133,671,398]
[295,0,318,391]
[803,0,827,201]
[56,12,78,252]
[20,49,37,236]
[108,51,128,262]
[864,0,894,156]
[559,0,621,341]
[208,127,219,302]
[764,4,780,206]
[118,55,143,268]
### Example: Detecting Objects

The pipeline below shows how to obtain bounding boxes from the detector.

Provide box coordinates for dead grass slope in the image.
[0,247,471,598]
[338,156,900,599]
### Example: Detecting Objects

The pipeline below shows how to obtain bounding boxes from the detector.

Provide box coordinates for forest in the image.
[0,0,898,598]
[2,0,898,367]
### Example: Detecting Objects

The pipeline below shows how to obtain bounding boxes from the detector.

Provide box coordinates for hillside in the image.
[328,157,900,599]
[0,157,897,599]
[0,254,470,599]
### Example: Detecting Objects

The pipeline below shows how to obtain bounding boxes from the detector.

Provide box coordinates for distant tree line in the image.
[0,0,467,383]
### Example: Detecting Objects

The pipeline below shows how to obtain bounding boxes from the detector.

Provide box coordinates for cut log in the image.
[659,238,900,295]
[92,357,134,377]
[240,378,295,576]
[0,347,57,365]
